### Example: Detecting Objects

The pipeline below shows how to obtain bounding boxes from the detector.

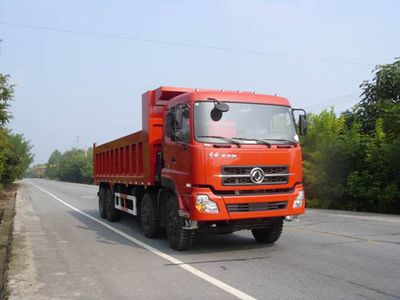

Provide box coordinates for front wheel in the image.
[251,218,284,244]
[165,194,195,251]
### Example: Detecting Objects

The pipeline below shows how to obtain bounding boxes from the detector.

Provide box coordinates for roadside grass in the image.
[0,184,17,300]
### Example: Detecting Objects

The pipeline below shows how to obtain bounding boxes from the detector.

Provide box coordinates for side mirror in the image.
[210,100,230,121]
[292,108,307,136]
[182,104,190,118]
[215,101,229,112]
[299,114,307,136]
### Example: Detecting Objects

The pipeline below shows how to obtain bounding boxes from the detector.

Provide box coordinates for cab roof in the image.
[152,86,290,107]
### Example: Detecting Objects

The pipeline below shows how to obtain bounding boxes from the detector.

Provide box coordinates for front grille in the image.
[227,201,288,213]
[224,166,287,175]
[223,176,287,185]
[221,165,289,186]
[214,187,294,196]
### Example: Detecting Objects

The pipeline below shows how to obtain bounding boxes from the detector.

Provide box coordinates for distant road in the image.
[8,179,400,300]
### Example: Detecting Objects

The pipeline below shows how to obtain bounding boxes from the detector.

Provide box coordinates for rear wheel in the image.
[98,187,106,219]
[140,192,161,238]
[251,218,284,244]
[105,188,121,222]
[165,194,195,251]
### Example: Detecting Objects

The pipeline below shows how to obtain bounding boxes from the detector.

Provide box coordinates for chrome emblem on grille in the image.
[250,167,265,184]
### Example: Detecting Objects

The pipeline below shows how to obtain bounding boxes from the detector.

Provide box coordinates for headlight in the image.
[293,190,304,208]
[196,195,219,213]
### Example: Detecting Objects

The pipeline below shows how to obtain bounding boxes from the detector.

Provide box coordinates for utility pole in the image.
[76,135,80,149]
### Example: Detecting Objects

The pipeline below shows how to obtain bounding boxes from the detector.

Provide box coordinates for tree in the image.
[0,73,15,184]
[0,129,10,182]
[57,148,92,183]
[301,109,361,209]
[351,59,400,212]
[0,42,33,186]
[81,148,93,179]
[356,58,400,134]
[0,74,14,127]
[0,132,34,185]
[303,58,400,213]
[44,147,93,184]
[46,150,62,179]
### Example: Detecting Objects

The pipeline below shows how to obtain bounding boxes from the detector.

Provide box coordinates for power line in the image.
[0,21,375,67]
[304,92,360,110]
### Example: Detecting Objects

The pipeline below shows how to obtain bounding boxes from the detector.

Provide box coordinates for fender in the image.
[99,181,114,193]
[161,175,189,211]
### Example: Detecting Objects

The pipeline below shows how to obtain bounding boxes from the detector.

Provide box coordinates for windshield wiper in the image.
[198,135,241,147]
[262,138,298,145]
[231,137,271,148]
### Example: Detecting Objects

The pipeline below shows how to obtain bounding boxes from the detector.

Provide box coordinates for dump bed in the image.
[93,131,149,185]
[93,86,193,187]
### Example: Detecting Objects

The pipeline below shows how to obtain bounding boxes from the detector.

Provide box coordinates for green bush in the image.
[0,73,33,186]
[45,148,93,184]
[303,58,400,214]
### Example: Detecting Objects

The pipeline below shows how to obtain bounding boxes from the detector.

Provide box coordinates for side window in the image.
[180,104,190,143]
[167,104,190,143]
[166,108,174,139]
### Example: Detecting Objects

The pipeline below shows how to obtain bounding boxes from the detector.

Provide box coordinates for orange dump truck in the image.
[93,86,307,250]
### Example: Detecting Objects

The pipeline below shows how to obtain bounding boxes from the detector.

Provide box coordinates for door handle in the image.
[171,156,177,163]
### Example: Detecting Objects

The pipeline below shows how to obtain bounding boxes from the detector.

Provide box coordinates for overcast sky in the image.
[1,0,399,164]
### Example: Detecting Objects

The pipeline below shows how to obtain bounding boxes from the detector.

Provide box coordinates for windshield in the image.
[194,101,298,144]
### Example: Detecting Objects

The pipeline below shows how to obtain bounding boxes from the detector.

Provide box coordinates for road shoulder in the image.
[7,183,43,299]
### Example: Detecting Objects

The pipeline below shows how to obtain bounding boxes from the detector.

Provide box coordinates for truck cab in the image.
[161,90,306,243]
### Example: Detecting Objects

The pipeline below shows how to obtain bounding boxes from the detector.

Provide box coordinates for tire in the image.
[251,218,284,244]
[105,188,121,222]
[140,192,161,238]
[165,194,195,251]
[98,187,107,219]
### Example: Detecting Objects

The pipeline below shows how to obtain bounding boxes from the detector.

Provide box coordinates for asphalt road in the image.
[8,179,400,300]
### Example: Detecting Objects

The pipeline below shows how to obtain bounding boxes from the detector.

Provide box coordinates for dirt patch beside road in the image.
[0,184,17,299]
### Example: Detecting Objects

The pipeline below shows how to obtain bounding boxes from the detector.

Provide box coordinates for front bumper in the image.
[187,185,305,221]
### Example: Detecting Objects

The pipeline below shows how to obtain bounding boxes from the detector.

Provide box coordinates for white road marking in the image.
[335,214,400,224]
[28,181,256,300]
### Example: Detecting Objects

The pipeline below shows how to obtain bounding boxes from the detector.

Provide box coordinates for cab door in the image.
[162,103,192,194]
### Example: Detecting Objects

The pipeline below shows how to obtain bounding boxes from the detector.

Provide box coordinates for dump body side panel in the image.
[93,131,149,185]
[93,86,194,187]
